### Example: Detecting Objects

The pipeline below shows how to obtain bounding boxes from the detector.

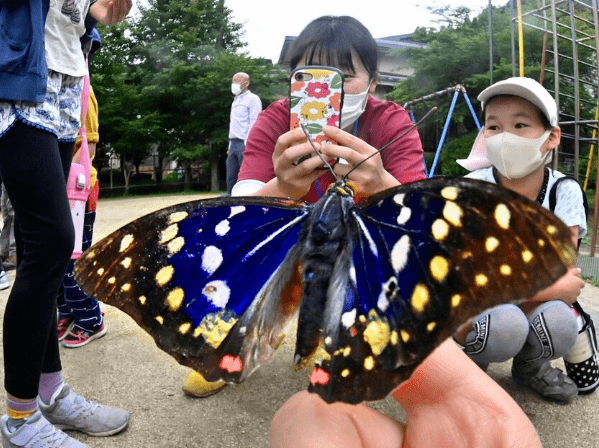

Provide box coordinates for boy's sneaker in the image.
[38,383,130,437]
[57,318,75,342]
[61,324,107,348]
[512,361,578,403]
[1,410,91,447]
[0,271,10,291]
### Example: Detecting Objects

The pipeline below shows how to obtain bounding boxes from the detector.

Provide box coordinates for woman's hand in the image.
[270,127,331,198]
[320,126,399,196]
[90,0,133,25]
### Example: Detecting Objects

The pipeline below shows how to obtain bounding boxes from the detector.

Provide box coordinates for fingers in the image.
[321,126,381,166]
[274,128,328,170]
[114,0,132,21]
[103,0,132,24]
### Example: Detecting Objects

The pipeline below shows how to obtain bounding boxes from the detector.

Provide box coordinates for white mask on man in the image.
[231,83,243,96]
[484,129,552,179]
[340,81,372,129]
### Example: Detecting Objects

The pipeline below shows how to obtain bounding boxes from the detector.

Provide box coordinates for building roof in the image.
[277,33,427,66]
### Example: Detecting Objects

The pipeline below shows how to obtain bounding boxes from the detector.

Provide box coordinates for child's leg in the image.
[61,209,105,346]
[62,258,103,332]
[512,300,578,402]
[458,304,529,369]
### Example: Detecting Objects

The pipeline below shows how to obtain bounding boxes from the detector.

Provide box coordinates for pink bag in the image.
[67,73,91,259]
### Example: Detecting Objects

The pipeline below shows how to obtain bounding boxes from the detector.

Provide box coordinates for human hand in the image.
[530,267,584,306]
[271,127,331,198]
[391,339,542,448]
[271,339,541,448]
[90,0,133,25]
[319,126,399,197]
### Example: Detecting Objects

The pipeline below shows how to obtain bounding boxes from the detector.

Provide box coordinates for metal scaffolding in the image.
[511,0,599,253]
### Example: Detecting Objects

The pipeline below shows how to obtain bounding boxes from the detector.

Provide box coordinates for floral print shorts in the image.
[0,69,83,142]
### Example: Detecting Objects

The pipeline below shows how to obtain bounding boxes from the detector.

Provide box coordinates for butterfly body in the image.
[75,177,576,404]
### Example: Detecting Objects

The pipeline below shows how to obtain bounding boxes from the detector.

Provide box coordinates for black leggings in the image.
[0,120,75,399]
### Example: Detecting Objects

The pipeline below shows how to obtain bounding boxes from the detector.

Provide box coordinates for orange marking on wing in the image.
[310,367,331,386]
[219,355,243,373]
[280,263,303,316]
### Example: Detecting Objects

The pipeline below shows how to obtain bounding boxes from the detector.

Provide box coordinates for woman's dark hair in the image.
[288,16,379,82]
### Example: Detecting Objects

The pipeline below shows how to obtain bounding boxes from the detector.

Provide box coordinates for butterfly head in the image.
[326,180,357,198]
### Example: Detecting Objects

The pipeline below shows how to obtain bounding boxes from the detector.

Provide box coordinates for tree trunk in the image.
[185,163,193,190]
[209,140,220,192]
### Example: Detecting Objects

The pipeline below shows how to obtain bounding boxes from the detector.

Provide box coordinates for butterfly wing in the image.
[74,195,310,383]
[308,176,577,403]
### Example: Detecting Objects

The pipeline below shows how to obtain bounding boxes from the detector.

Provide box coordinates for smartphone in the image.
[289,66,344,165]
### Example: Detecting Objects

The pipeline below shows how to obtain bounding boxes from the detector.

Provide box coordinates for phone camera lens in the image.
[296,73,304,81]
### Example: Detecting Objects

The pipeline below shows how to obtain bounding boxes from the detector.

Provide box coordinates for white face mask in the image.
[484,130,552,179]
[340,81,372,129]
[231,83,243,95]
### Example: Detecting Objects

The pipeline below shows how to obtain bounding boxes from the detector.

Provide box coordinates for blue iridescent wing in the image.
[75,196,310,382]
[307,177,576,403]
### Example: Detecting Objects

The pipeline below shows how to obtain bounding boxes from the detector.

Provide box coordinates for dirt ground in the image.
[0,192,597,447]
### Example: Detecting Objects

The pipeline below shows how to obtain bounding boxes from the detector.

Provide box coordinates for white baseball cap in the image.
[478,76,558,127]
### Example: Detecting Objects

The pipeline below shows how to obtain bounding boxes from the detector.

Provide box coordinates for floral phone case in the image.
[289,66,344,163]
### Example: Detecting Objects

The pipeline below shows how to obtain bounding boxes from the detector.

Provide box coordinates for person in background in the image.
[0,181,16,271]
[0,1,133,446]
[225,72,262,195]
[57,28,105,348]
[454,76,585,403]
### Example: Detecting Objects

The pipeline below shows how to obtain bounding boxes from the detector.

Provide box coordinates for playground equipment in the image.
[511,0,599,253]
[403,85,481,178]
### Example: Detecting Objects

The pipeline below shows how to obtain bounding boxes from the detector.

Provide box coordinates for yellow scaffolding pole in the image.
[517,0,525,76]
[583,105,599,191]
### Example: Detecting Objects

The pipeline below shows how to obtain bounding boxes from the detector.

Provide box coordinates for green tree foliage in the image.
[390,1,597,178]
[388,1,546,174]
[90,0,288,191]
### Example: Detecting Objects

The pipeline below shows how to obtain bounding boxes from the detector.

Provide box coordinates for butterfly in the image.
[74,175,576,404]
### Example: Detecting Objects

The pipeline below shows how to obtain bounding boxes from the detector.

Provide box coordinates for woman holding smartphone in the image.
[233,15,426,200]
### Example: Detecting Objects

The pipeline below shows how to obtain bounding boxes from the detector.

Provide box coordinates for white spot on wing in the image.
[342,309,357,328]
[215,220,230,236]
[229,206,245,218]
[203,280,231,308]
[349,264,357,285]
[377,293,389,312]
[202,246,223,275]
[391,235,410,272]
[396,207,411,225]
[393,193,405,206]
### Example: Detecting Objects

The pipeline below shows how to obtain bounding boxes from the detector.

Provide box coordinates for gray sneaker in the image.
[0,271,10,290]
[1,410,90,447]
[512,361,578,403]
[38,384,130,437]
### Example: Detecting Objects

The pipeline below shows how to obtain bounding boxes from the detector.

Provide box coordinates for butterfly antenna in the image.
[300,123,337,178]
[343,106,438,181]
